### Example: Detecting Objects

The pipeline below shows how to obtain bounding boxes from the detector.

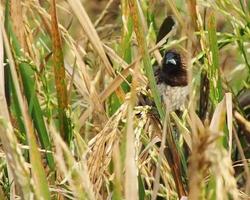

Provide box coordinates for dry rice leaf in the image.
[225,93,233,155]
[125,60,140,200]
[209,96,226,132]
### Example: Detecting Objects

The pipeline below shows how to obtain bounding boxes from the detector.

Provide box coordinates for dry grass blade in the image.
[233,112,250,194]
[225,93,233,155]
[125,60,139,200]
[151,112,168,200]
[209,95,226,132]
[51,0,71,144]
[94,0,115,27]
[235,111,250,133]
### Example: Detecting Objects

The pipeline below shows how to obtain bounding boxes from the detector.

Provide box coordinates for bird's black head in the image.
[155,50,187,86]
[162,51,182,72]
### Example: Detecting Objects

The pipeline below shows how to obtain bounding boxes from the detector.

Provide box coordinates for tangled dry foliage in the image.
[0,0,250,200]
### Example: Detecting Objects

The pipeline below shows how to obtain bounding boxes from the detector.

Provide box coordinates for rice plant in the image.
[0,0,249,199]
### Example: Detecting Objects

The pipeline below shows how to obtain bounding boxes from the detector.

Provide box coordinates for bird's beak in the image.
[166,58,176,65]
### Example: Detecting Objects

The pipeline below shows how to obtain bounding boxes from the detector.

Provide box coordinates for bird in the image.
[154,50,188,112]
[154,50,189,198]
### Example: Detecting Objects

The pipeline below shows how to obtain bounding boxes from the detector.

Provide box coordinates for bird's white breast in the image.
[157,84,189,112]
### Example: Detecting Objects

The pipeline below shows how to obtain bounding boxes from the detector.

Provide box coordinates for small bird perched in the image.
[138,50,188,113]
[153,15,188,112]
[153,50,189,198]
[155,50,188,112]
[154,50,188,112]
